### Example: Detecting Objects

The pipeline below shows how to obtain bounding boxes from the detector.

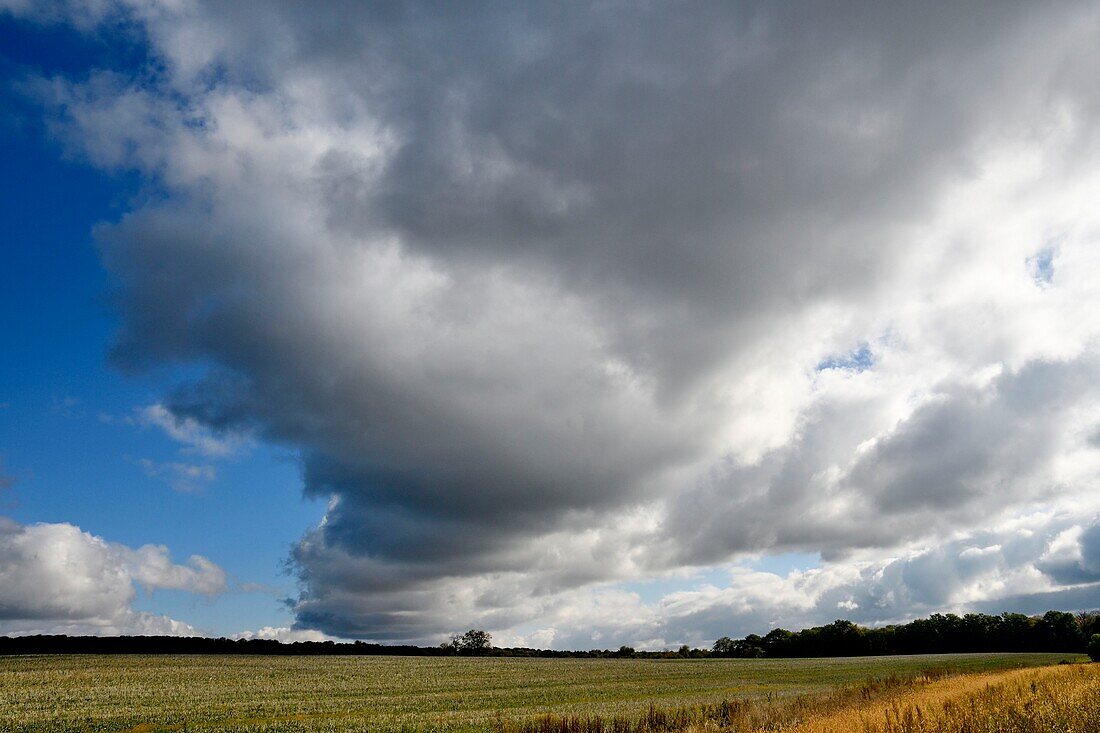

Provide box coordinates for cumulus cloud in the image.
[659,357,1100,567]
[232,626,334,643]
[8,0,1100,643]
[511,514,1100,650]
[0,516,226,635]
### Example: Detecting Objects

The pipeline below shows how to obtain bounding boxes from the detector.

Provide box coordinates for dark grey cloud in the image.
[9,0,1100,642]
[286,0,1099,397]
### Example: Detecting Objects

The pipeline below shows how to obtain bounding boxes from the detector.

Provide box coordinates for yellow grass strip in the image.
[507,665,1099,733]
[790,663,1100,733]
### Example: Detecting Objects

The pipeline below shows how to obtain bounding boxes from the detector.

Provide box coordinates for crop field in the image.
[0,652,1085,732]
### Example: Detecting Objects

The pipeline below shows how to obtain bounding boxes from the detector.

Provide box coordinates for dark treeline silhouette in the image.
[712,611,1100,658]
[0,636,438,656]
[1,610,1097,658]
[0,635,694,658]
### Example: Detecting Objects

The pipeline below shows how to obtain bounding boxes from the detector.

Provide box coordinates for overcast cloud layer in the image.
[5,0,1100,646]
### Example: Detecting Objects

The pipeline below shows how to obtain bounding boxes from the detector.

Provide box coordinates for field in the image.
[0,653,1086,732]
[788,662,1100,733]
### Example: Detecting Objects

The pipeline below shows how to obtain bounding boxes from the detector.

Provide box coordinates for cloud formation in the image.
[139,403,246,458]
[232,626,333,644]
[6,0,1100,644]
[0,516,226,635]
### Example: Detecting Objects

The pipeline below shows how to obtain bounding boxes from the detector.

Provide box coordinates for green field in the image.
[0,653,1082,732]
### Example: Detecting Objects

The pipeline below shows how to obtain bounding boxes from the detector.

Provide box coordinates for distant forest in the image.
[2,610,1098,658]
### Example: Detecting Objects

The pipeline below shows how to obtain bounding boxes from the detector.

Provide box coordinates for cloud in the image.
[0,516,226,635]
[1036,524,1100,585]
[9,0,1100,643]
[126,543,229,595]
[232,626,334,643]
[658,357,1100,568]
[138,403,245,457]
[137,457,216,493]
[502,515,1100,651]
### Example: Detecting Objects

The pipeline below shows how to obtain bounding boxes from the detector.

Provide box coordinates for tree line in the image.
[711,611,1100,658]
[0,611,1097,658]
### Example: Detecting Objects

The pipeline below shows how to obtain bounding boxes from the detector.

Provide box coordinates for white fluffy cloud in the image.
[489,512,1100,650]
[0,516,227,635]
[232,626,333,643]
[139,403,246,458]
[6,0,1100,644]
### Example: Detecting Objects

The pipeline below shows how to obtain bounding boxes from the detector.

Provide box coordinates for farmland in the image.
[0,653,1085,732]
[795,662,1100,733]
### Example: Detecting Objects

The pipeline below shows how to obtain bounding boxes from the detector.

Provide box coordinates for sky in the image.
[1,1,1100,650]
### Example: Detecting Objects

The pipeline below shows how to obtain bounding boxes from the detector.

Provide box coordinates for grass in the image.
[792,662,1100,732]
[503,663,1100,733]
[0,653,1085,732]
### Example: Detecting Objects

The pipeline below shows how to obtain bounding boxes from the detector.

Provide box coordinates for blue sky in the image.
[0,13,328,636]
[2,2,1100,649]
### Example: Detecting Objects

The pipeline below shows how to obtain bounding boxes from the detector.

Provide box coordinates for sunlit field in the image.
[792,662,1100,733]
[0,653,1084,732]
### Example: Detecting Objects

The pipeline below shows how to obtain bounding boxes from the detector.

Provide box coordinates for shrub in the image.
[1088,633,1100,662]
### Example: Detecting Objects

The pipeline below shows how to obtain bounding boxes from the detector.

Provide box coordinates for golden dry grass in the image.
[502,663,1100,733]
[799,662,1100,733]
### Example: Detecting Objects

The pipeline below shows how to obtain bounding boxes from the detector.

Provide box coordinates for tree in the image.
[1088,634,1100,663]
[453,629,492,655]
[999,613,1033,651]
[711,637,736,656]
[761,628,794,657]
[1036,611,1083,652]
[731,635,765,658]
[1077,611,1100,641]
[815,619,868,656]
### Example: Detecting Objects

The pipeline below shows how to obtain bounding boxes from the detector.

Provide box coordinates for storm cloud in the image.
[7,0,1100,643]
